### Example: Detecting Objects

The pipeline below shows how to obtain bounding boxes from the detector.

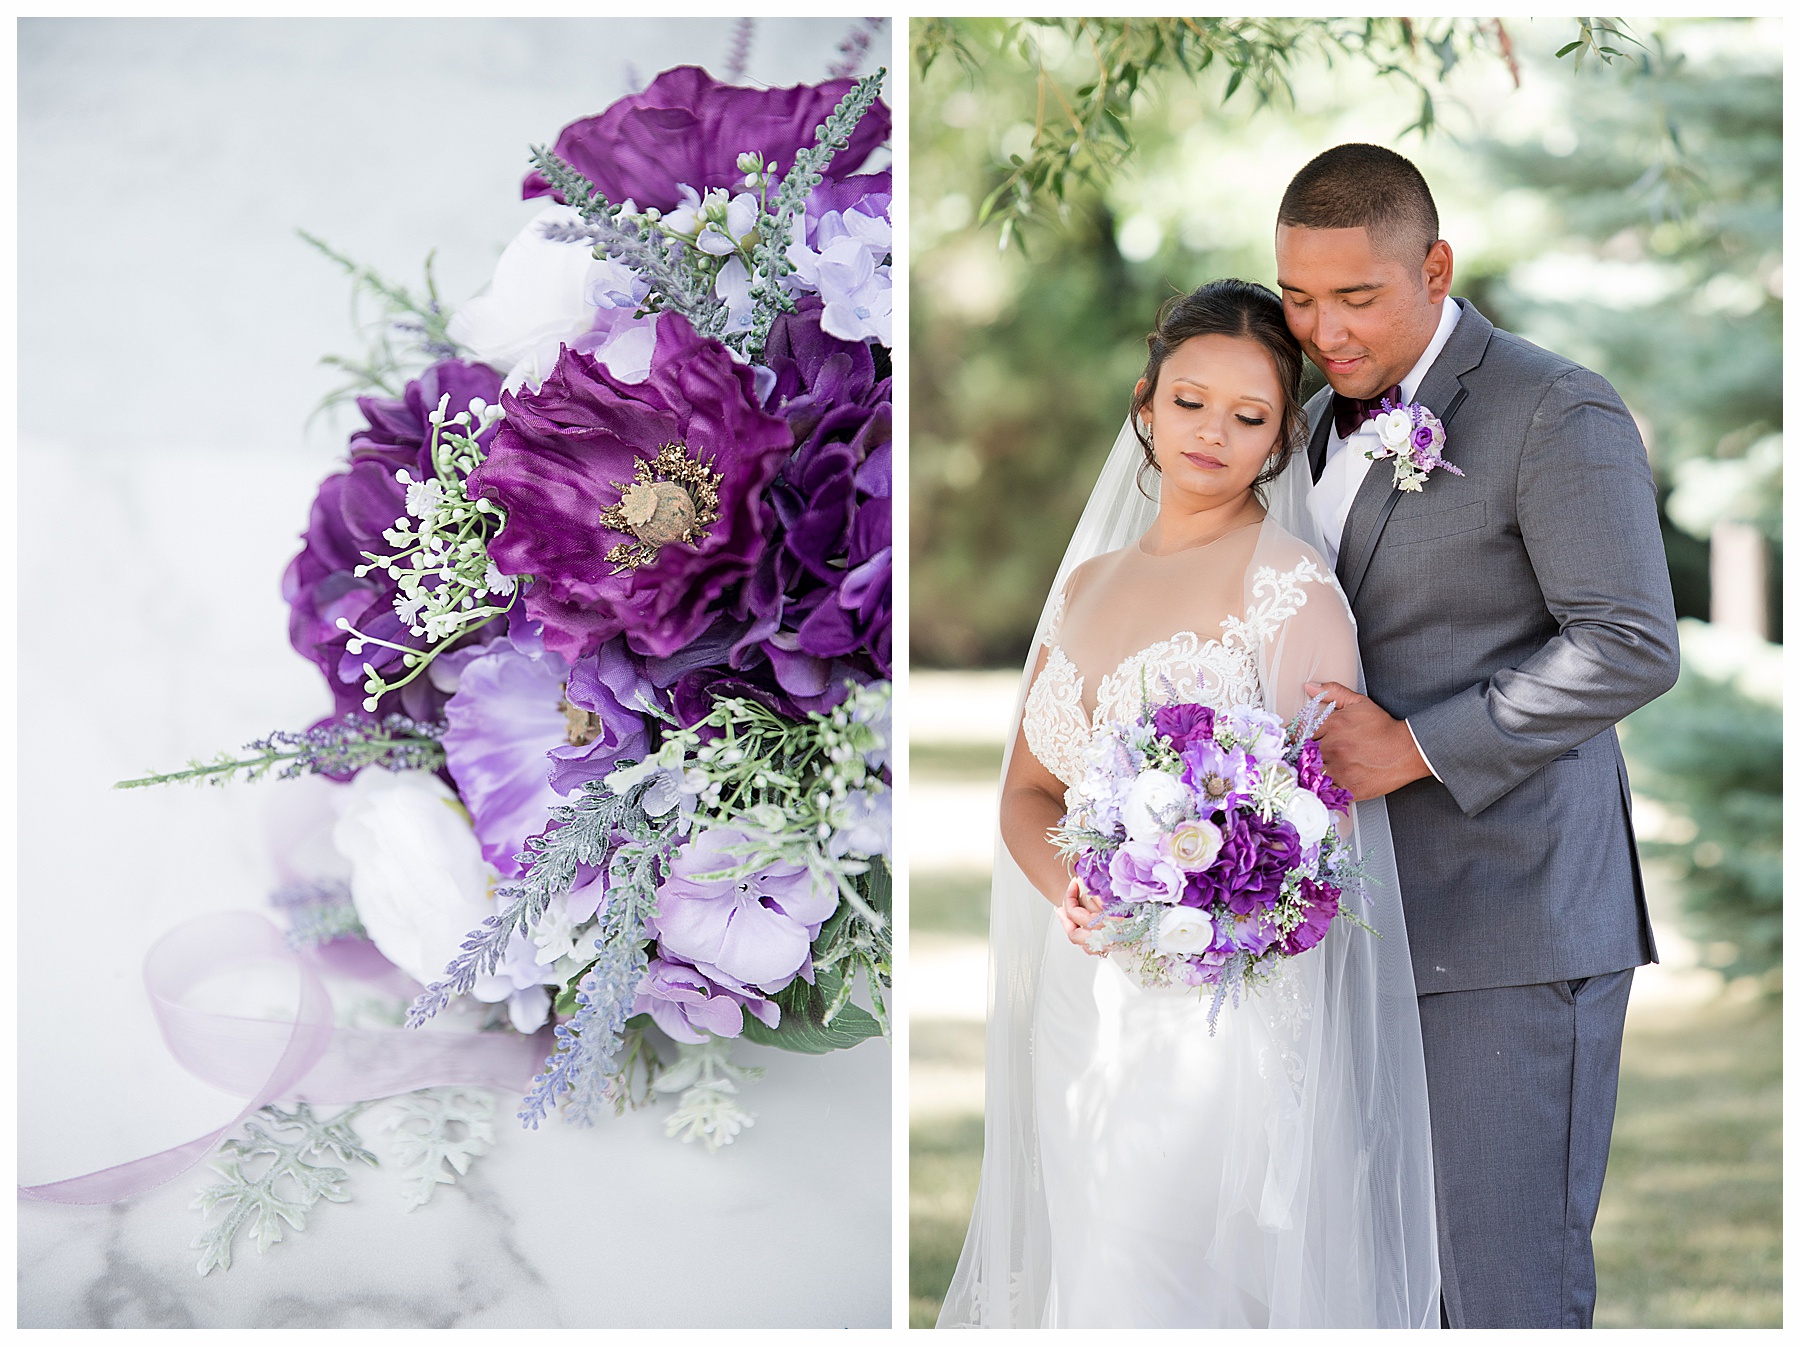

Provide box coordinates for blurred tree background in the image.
[909,15,1780,1328]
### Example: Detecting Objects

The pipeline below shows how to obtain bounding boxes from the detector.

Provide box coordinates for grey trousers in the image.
[1417,969,1634,1329]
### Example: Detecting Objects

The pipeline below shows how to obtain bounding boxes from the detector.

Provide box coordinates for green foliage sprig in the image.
[913,17,1522,250]
[299,232,461,416]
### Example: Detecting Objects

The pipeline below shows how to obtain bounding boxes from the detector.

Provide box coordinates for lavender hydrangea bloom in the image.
[632,956,780,1044]
[468,315,795,662]
[521,66,890,213]
[284,360,504,719]
[648,827,839,994]
[754,298,892,683]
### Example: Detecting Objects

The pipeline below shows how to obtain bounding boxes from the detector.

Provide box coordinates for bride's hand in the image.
[1056,877,1110,956]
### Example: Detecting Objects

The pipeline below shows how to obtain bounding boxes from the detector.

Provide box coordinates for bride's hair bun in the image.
[1129,279,1306,497]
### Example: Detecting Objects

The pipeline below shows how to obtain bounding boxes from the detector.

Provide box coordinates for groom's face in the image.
[1274,225,1453,400]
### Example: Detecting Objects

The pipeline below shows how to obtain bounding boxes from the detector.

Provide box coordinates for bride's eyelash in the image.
[1238,415,1266,426]
[1174,397,1201,410]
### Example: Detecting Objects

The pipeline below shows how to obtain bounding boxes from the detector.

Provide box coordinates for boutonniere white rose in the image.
[1367,398,1464,493]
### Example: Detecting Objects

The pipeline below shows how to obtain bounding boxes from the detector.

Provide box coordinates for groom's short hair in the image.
[1277,144,1439,262]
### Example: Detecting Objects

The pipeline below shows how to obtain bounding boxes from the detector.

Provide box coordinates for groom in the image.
[1274,144,1679,1329]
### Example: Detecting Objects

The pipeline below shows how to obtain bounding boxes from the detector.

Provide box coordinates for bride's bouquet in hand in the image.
[1052,689,1369,1026]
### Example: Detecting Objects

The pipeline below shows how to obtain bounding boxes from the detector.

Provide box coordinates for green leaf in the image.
[1556,40,1583,57]
[739,965,882,1054]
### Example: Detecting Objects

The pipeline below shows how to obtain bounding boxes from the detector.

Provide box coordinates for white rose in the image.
[1155,906,1215,957]
[1371,408,1414,454]
[1284,786,1331,849]
[332,768,498,988]
[445,204,611,392]
[1122,769,1188,843]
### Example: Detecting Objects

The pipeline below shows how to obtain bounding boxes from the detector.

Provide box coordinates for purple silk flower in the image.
[1185,812,1302,917]
[469,314,795,663]
[632,956,780,1044]
[440,634,654,878]
[648,827,839,995]
[522,66,890,214]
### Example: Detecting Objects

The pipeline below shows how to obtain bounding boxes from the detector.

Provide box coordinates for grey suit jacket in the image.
[1306,299,1680,995]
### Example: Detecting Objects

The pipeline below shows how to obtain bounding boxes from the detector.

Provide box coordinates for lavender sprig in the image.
[518,809,679,1126]
[116,714,445,790]
[1283,692,1337,754]
[525,148,725,334]
[743,67,886,357]
[404,772,666,1028]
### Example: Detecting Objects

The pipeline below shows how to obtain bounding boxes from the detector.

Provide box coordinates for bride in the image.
[936,279,1440,1328]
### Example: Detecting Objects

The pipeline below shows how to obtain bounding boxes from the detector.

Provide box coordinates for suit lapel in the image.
[1304,388,1333,484]
[1335,299,1494,605]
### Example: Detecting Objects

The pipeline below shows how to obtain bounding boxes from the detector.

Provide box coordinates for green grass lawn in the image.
[1592,992,1782,1327]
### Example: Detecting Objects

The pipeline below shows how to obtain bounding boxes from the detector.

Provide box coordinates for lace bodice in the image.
[1023,558,1335,787]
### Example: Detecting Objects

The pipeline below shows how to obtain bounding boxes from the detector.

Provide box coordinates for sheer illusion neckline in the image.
[1132,515,1265,559]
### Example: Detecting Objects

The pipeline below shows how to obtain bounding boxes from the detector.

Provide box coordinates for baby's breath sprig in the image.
[333,394,523,711]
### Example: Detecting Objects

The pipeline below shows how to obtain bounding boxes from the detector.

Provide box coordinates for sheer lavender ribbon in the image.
[20,910,550,1206]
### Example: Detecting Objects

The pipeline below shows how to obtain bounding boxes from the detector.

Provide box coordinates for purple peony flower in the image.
[1153,702,1216,754]
[284,360,504,719]
[632,956,780,1044]
[468,314,795,662]
[1185,812,1302,916]
[1277,878,1340,957]
[522,66,890,214]
[649,827,839,995]
[1296,738,1355,813]
[1411,422,1436,452]
[440,635,654,878]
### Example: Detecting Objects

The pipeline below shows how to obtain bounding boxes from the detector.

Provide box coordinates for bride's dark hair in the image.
[1129,278,1306,496]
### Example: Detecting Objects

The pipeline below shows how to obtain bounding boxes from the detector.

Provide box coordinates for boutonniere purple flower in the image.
[1367,398,1463,493]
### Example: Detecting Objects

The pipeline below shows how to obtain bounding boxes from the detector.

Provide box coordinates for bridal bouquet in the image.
[124,65,893,1151]
[1052,694,1365,1024]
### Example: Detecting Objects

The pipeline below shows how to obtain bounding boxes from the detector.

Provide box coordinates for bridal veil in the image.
[935,421,1441,1328]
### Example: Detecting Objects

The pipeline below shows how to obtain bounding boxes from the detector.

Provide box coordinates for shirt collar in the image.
[1329,296,1462,448]
[1399,295,1462,404]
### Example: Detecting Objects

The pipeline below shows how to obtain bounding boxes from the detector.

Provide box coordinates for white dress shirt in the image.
[1307,296,1462,783]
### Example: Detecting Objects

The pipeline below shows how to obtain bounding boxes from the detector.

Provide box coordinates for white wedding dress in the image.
[937,428,1439,1329]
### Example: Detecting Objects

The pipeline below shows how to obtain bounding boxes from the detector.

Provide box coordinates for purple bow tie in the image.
[1331,384,1404,440]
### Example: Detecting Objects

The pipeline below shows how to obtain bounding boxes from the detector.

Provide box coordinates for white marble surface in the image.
[18,17,892,1328]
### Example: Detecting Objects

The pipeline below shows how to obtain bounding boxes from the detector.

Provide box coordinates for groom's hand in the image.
[1304,680,1432,801]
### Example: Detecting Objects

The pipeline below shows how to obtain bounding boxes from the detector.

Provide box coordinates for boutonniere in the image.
[1367,398,1463,493]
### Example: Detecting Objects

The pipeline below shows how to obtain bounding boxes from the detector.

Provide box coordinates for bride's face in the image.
[1137,333,1284,507]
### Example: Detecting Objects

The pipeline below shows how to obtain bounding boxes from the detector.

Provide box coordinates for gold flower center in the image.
[620,480,698,546]
[560,695,605,747]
